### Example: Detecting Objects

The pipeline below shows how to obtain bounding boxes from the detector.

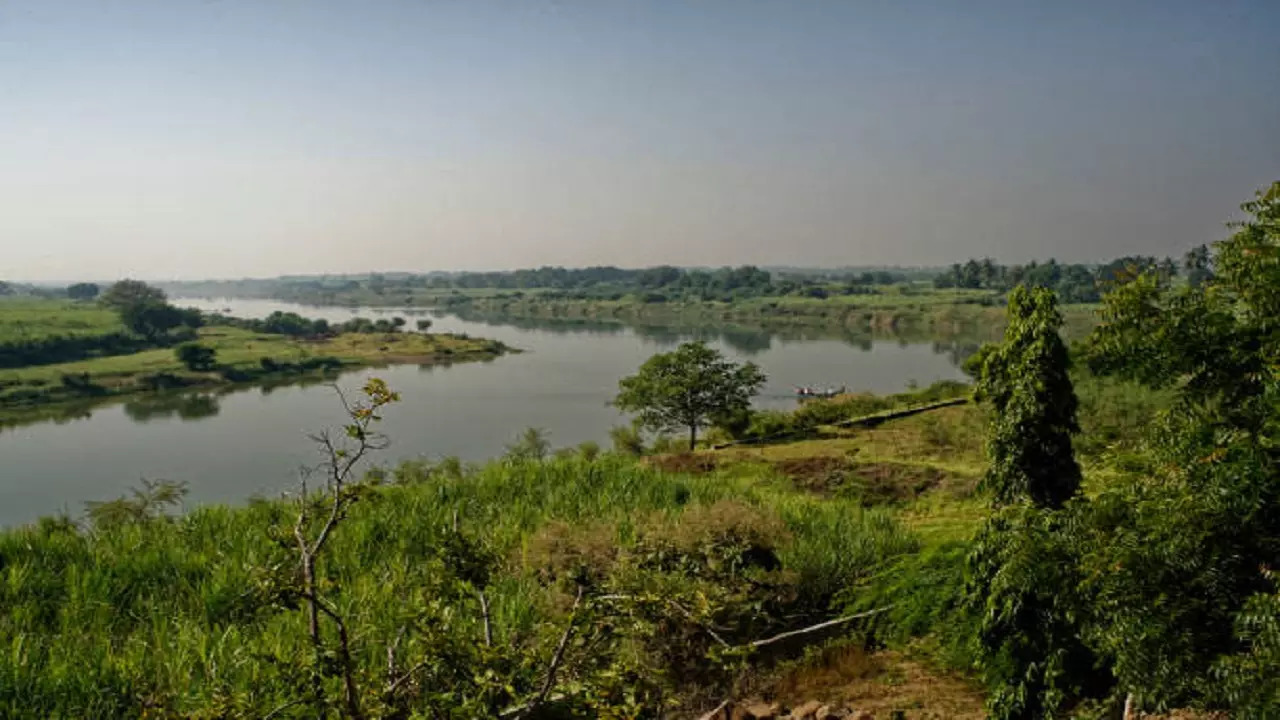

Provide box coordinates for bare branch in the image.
[747,606,892,649]
[479,589,494,647]
[519,585,585,719]
[697,700,731,720]
[386,659,432,696]
[665,598,730,648]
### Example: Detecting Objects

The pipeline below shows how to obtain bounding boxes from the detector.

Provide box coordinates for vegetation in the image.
[0,380,920,718]
[614,341,766,450]
[3,185,1278,716]
[0,282,509,418]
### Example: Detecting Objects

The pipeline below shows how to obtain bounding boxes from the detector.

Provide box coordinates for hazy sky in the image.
[2,1,1277,282]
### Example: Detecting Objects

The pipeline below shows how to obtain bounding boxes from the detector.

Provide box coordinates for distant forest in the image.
[145,248,1211,307]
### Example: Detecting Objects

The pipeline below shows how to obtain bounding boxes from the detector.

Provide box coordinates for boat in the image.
[794,385,847,400]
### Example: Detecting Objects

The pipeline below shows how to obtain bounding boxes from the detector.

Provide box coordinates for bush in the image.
[744,410,797,441]
[175,343,217,371]
[609,424,646,456]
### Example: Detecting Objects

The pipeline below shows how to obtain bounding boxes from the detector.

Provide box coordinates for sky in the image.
[1,1,1278,282]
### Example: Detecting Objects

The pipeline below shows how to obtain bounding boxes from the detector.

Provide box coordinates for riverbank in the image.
[433,294,1100,340]
[0,324,509,418]
[0,370,1169,718]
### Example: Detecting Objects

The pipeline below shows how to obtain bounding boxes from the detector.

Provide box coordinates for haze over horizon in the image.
[2,1,1277,283]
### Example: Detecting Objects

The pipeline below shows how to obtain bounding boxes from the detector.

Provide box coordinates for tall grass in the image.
[0,454,914,718]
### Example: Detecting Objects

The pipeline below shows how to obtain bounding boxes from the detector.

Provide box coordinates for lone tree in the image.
[66,282,100,301]
[614,341,765,451]
[100,279,168,311]
[976,284,1082,508]
[967,284,1094,720]
[100,280,188,340]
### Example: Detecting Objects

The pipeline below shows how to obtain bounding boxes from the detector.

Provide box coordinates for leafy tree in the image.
[66,282,100,301]
[416,318,433,332]
[99,280,192,340]
[1079,181,1280,713]
[175,343,217,371]
[120,300,185,340]
[967,284,1097,720]
[976,285,1082,508]
[504,427,550,461]
[614,341,766,451]
[1182,243,1213,288]
[100,279,167,311]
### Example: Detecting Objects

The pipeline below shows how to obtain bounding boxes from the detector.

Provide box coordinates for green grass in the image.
[0,299,125,343]
[0,454,917,718]
[0,351,1174,716]
[0,325,506,415]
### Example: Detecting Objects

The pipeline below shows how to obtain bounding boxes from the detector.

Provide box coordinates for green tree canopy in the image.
[175,343,217,372]
[66,283,100,301]
[967,284,1095,720]
[977,284,1082,508]
[100,279,168,311]
[614,341,766,451]
[1078,181,1280,712]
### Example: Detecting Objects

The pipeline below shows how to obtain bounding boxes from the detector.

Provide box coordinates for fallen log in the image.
[711,396,970,450]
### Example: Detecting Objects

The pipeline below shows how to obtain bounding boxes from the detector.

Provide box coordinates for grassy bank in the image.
[432,292,1100,341]
[0,369,1170,718]
[0,324,508,416]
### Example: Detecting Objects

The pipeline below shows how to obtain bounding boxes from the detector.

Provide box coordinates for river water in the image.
[0,299,969,527]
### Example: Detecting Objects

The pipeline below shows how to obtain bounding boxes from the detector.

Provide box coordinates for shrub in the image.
[175,343,217,371]
[609,423,646,456]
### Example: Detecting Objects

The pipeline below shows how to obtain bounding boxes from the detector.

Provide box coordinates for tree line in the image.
[932,247,1212,303]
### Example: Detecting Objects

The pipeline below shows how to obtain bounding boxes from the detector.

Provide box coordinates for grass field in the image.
[0,299,125,342]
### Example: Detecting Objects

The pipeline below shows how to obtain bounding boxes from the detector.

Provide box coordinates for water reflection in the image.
[2,299,976,527]
[123,393,222,423]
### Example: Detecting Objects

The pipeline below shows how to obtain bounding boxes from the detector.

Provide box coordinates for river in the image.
[0,299,971,527]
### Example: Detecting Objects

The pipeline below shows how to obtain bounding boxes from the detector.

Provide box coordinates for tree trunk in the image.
[689,424,697,451]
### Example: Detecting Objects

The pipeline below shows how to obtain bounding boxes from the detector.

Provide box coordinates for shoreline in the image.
[0,326,512,425]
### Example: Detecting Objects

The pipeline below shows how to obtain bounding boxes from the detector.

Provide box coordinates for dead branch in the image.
[518,585,585,719]
[697,699,731,720]
[479,589,494,647]
[746,606,892,649]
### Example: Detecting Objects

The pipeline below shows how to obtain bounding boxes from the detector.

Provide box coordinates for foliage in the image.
[614,341,766,450]
[66,282,100,301]
[505,426,551,461]
[965,284,1098,720]
[975,285,1081,508]
[175,342,217,371]
[932,255,1177,303]
[608,422,647,456]
[83,479,189,531]
[968,506,1104,720]
[99,279,169,311]
[1066,182,1280,716]
[100,280,201,341]
[0,429,916,718]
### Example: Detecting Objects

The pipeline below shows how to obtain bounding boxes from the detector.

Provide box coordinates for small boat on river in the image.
[794,385,847,400]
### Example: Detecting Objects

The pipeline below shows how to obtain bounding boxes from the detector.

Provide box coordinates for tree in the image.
[967,284,1097,720]
[416,318,433,332]
[66,283,100,301]
[100,280,188,340]
[614,341,766,451]
[175,343,217,371]
[976,285,1082,508]
[100,279,167,311]
[121,300,185,340]
[1078,181,1280,713]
